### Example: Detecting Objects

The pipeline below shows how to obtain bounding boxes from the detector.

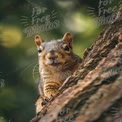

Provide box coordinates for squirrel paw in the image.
[41,94,54,106]
[35,95,54,114]
[35,96,45,114]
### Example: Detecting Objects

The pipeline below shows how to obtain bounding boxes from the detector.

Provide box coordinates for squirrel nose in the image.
[49,50,55,54]
[48,55,58,60]
[47,51,58,60]
[48,56,58,60]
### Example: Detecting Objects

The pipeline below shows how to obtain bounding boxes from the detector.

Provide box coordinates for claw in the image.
[41,101,47,106]
[41,98,48,106]
[49,94,54,101]
[41,94,55,106]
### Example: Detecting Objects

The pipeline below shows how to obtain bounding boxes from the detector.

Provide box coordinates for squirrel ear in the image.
[35,35,43,47]
[62,32,73,47]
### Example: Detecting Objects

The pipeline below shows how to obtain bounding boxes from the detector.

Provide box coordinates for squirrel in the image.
[34,32,82,113]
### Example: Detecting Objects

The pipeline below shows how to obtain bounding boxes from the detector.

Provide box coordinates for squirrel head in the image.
[34,32,75,70]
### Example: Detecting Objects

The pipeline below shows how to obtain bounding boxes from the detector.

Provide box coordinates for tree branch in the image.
[31,4,122,122]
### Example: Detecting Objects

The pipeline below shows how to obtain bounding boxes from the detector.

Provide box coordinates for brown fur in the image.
[34,33,82,113]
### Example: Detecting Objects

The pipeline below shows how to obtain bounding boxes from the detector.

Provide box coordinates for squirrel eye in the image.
[38,49,42,53]
[38,46,43,53]
[64,45,70,52]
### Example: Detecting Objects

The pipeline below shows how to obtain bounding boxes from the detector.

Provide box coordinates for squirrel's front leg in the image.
[35,83,45,113]
[36,81,59,114]
[35,94,54,114]
[44,81,61,98]
[35,96,45,114]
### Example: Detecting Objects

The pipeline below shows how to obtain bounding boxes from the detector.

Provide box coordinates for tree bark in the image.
[31,4,122,122]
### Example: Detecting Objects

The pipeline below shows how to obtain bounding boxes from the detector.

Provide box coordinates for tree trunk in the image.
[31,4,122,122]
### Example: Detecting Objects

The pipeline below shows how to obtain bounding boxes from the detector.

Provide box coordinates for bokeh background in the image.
[0,0,120,122]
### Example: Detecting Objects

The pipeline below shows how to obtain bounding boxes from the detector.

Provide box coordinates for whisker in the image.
[33,63,39,81]
[20,61,37,75]
[20,58,37,69]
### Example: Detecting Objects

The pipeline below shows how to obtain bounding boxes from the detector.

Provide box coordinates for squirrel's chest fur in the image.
[40,68,71,83]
